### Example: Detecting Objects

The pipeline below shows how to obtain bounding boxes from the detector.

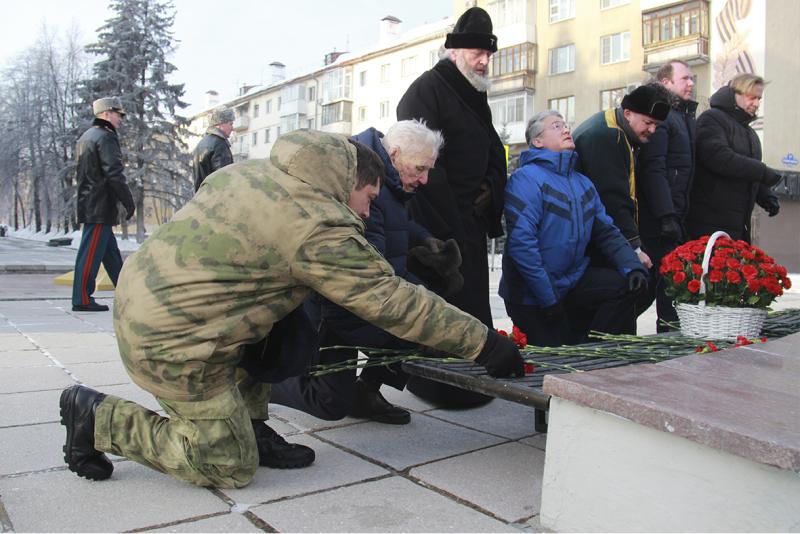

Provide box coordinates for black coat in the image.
[75,118,135,225]
[192,128,233,191]
[686,86,778,242]
[637,96,697,240]
[397,59,507,242]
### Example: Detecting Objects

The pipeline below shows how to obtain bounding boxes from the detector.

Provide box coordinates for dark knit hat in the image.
[444,7,497,53]
[620,85,671,121]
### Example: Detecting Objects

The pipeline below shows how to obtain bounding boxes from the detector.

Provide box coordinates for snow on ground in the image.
[7,227,142,252]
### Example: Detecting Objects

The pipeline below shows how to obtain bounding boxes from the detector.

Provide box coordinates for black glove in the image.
[627,270,648,295]
[475,329,525,378]
[762,196,780,217]
[542,302,566,325]
[125,204,135,220]
[659,215,683,243]
[473,182,492,216]
[761,168,782,188]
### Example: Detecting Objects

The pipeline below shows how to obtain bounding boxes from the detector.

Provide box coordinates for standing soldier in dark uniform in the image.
[397,7,506,406]
[71,97,135,312]
[58,130,523,489]
[192,106,234,192]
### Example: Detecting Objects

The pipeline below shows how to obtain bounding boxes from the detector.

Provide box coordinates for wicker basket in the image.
[675,231,767,340]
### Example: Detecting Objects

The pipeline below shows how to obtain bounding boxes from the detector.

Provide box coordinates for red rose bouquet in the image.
[660,235,791,308]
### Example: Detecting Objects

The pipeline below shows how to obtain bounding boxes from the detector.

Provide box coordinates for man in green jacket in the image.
[58,130,524,489]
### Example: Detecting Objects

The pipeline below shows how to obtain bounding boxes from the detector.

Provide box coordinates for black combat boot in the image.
[251,421,315,469]
[349,378,411,425]
[59,385,113,480]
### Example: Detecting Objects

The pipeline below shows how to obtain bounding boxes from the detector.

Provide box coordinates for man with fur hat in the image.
[397,6,505,407]
[572,84,671,331]
[192,105,234,192]
[71,96,135,313]
[58,129,524,489]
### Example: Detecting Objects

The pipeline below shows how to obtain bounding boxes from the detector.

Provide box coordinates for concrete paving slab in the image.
[0,389,62,427]
[520,434,547,451]
[249,476,518,533]
[0,365,74,393]
[0,333,37,351]
[316,412,505,470]
[427,398,538,440]
[99,382,164,413]
[410,441,545,523]
[46,345,122,364]
[0,422,68,475]
[223,434,388,505]
[268,403,360,432]
[148,511,264,532]
[25,332,117,348]
[68,360,132,388]
[381,384,440,412]
[0,462,229,532]
[0,349,52,368]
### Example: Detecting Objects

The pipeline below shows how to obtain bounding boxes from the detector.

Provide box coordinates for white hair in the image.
[381,119,444,160]
[525,110,563,145]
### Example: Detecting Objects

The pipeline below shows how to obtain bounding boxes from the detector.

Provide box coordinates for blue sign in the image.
[782,153,799,167]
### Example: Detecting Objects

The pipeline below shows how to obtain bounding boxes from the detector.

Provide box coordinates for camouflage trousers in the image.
[94,373,269,489]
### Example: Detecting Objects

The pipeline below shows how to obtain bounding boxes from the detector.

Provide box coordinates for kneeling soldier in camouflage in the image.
[58,130,524,489]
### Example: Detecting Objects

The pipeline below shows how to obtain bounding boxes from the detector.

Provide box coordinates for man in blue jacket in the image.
[500,111,648,346]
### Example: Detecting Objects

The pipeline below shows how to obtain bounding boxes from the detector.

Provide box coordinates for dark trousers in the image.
[72,223,123,307]
[642,237,680,332]
[505,267,637,347]
[405,214,493,408]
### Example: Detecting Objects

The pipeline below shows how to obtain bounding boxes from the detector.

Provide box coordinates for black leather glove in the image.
[762,196,780,217]
[542,302,566,325]
[125,204,135,220]
[659,215,683,243]
[410,238,462,277]
[761,168,782,188]
[627,270,648,295]
[475,329,525,378]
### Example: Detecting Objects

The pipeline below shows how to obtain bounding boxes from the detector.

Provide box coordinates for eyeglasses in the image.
[540,121,568,134]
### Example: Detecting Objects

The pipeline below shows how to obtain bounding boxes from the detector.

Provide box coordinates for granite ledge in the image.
[543,334,800,472]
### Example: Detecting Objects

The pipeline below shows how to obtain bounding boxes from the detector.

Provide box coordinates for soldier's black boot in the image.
[59,385,113,481]
[252,420,315,469]
[349,378,411,425]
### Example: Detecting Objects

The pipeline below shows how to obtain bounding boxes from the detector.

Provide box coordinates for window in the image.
[253,104,260,118]
[489,93,531,126]
[277,97,282,111]
[548,95,575,128]
[281,84,303,105]
[490,42,536,77]
[600,31,630,64]
[358,106,367,121]
[487,0,525,27]
[323,68,352,101]
[548,44,575,75]
[265,128,271,143]
[280,114,302,134]
[251,131,258,145]
[642,1,708,46]
[307,117,315,130]
[600,87,626,110]
[550,0,575,23]
[380,63,391,83]
[359,70,367,87]
[321,101,353,126]
[601,0,628,9]
[265,99,272,114]
[401,56,417,77]
[379,101,390,119]
[307,86,315,102]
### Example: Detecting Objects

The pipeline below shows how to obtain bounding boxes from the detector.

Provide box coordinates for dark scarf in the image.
[432,59,493,129]
[92,117,117,133]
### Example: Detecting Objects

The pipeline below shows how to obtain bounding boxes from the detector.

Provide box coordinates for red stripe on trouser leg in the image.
[81,225,103,305]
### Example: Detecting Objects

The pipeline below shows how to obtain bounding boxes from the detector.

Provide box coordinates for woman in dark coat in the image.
[686,73,782,243]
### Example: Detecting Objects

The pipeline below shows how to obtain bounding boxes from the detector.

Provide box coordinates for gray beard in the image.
[453,56,491,93]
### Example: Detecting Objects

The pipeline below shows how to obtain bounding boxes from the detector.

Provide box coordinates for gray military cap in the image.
[92,97,126,117]
[209,106,235,126]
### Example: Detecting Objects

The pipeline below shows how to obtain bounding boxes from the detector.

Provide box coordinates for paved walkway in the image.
[1,236,798,532]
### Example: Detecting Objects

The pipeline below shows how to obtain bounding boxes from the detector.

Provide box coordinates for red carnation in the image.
[708,270,723,283]
[741,264,758,280]
[687,279,701,293]
[691,263,703,276]
[726,258,741,269]
[496,329,508,337]
[726,270,741,284]
[673,271,687,284]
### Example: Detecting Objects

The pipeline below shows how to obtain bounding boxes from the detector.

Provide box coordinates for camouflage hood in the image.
[270,130,356,204]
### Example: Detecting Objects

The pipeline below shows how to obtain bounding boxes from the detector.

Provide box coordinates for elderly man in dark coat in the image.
[192,106,234,192]
[686,73,782,243]
[397,6,505,407]
[638,61,699,332]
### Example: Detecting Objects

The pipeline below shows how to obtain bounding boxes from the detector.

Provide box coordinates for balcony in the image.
[488,42,536,97]
[280,98,308,117]
[642,0,710,70]
[644,35,709,70]
[233,115,249,131]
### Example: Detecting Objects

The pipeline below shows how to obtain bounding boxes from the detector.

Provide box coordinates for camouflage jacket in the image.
[114,130,488,401]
